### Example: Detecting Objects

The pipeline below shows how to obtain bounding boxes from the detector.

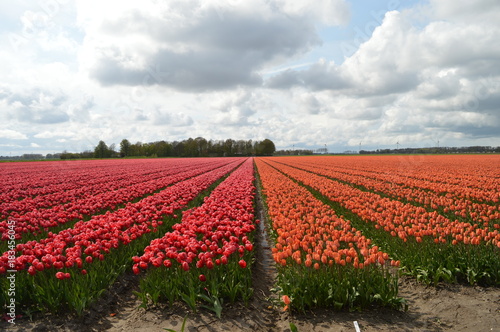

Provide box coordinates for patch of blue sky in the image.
[263,0,426,76]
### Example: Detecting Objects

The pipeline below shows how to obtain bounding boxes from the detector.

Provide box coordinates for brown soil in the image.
[2,186,499,332]
[4,274,499,332]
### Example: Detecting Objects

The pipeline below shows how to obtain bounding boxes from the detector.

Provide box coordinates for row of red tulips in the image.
[1,159,237,221]
[1,158,246,313]
[0,160,170,209]
[0,159,243,277]
[0,159,233,242]
[0,159,228,217]
[135,158,257,308]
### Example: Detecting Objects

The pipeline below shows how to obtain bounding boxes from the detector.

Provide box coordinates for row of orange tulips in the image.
[288,155,498,202]
[255,158,403,311]
[277,156,499,225]
[262,156,499,285]
[264,158,500,248]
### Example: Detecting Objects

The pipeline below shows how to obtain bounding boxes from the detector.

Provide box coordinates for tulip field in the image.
[255,154,499,312]
[0,158,252,315]
[1,154,499,321]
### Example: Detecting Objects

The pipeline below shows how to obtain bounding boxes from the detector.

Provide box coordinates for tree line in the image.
[60,137,276,159]
[274,149,314,156]
[359,146,500,154]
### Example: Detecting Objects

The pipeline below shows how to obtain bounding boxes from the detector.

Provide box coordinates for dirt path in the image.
[8,266,498,332]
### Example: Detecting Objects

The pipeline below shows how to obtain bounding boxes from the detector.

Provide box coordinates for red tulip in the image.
[181,262,190,271]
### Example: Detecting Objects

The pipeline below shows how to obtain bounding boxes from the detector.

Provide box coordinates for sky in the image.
[0,0,499,155]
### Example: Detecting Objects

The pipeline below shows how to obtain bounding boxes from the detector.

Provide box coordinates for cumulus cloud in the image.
[79,0,349,91]
[152,110,194,126]
[267,11,420,95]
[209,90,259,126]
[33,130,75,139]
[4,90,70,124]
[0,129,28,140]
[263,4,500,146]
[1,0,499,155]
[266,59,350,90]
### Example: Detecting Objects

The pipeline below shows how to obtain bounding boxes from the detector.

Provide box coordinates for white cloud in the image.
[0,129,28,140]
[34,130,75,139]
[276,0,350,26]
[152,110,194,127]
[428,0,500,23]
[0,0,499,155]
[76,0,351,91]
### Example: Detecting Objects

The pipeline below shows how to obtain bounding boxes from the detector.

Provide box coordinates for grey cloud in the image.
[3,89,71,124]
[474,94,500,112]
[386,123,423,135]
[152,110,193,126]
[91,46,264,92]
[13,106,70,124]
[170,11,319,57]
[266,62,350,90]
[416,74,461,100]
[6,90,39,105]
[34,110,70,124]
[266,57,419,96]
[265,69,304,89]
[341,107,384,120]
[301,94,322,115]
[134,109,148,121]
[458,62,500,81]
[69,96,94,122]
[299,62,350,91]
[0,88,9,100]
[357,70,420,96]
[90,5,321,91]
[432,117,500,138]
[459,124,500,137]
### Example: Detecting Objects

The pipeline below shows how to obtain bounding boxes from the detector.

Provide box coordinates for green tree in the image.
[120,139,131,157]
[94,140,111,158]
[184,138,199,157]
[154,141,172,157]
[195,137,208,156]
[256,138,276,156]
[129,142,145,156]
[245,139,254,156]
[172,141,185,156]
[224,139,235,156]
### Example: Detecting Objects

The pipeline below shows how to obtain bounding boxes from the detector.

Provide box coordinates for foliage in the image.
[255,158,404,312]
[135,159,256,312]
[0,158,244,313]
[60,137,277,159]
[260,155,499,286]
